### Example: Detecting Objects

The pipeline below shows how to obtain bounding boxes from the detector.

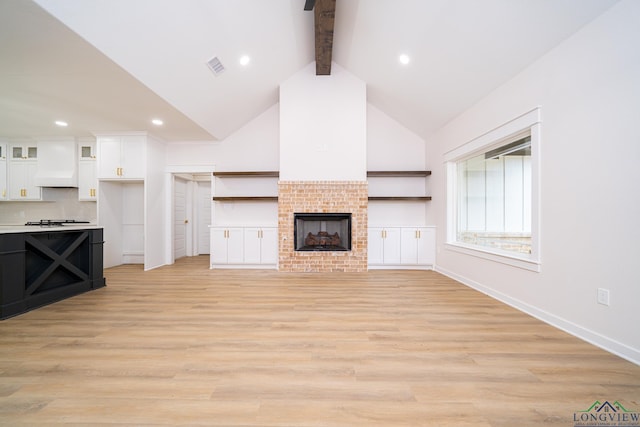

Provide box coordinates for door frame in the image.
[165,165,214,265]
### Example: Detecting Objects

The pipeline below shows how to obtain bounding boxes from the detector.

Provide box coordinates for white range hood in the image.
[34,139,78,187]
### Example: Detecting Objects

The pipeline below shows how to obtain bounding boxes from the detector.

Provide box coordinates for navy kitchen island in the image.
[0,226,105,319]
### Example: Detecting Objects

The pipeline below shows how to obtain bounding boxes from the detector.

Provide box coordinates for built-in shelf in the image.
[367,171,431,177]
[212,172,279,201]
[367,170,432,201]
[368,196,432,201]
[213,196,278,202]
[213,171,279,177]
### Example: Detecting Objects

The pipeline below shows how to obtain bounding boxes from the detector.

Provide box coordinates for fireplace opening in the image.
[294,213,352,251]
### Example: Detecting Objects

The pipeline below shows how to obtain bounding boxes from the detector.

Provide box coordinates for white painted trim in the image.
[435,265,640,366]
[445,243,541,272]
[211,264,277,270]
[164,165,215,265]
[444,107,541,267]
[165,165,215,174]
[368,265,433,270]
[444,107,541,162]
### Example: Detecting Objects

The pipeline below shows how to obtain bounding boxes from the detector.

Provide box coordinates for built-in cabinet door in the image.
[211,228,229,264]
[400,228,419,264]
[416,227,435,265]
[226,228,244,264]
[400,227,435,265]
[97,138,121,179]
[211,227,244,264]
[0,143,6,200]
[383,228,401,264]
[9,161,41,200]
[10,144,37,161]
[97,136,145,179]
[368,227,401,265]
[368,228,385,264]
[121,137,145,179]
[244,227,278,265]
[243,228,262,264]
[260,228,278,265]
[78,160,97,201]
[78,141,96,160]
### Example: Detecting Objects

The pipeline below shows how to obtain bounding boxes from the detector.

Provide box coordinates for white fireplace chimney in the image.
[279,62,367,181]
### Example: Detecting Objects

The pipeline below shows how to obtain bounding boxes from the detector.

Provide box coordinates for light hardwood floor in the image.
[1,256,638,426]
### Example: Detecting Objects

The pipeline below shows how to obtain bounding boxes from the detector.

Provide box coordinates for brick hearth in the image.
[278,181,368,272]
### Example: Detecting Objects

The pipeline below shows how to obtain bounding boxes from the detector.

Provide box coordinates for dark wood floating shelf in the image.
[367,171,432,177]
[213,171,279,177]
[368,196,432,201]
[213,196,278,202]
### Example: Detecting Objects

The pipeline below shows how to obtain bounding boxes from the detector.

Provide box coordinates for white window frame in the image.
[444,107,541,272]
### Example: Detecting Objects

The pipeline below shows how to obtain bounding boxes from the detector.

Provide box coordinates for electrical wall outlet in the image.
[597,288,610,306]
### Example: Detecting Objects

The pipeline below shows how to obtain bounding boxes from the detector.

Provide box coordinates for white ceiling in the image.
[1,0,619,142]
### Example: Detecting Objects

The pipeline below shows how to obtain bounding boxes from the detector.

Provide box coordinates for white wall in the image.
[367,104,431,227]
[166,96,430,228]
[144,135,166,270]
[279,62,367,181]
[430,0,640,363]
[165,104,280,171]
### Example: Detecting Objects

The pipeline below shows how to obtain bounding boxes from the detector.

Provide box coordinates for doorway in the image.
[173,176,188,260]
[170,172,211,264]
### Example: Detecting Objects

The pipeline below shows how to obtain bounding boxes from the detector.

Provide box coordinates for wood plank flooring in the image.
[1,256,639,426]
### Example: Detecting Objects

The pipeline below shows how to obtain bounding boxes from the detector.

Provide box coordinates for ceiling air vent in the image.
[206,56,225,76]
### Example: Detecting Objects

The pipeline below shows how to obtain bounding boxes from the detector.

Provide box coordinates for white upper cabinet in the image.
[96,135,145,179]
[10,143,37,161]
[8,143,41,200]
[78,140,96,160]
[78,140,97,201]
[78,160,97,201]
[8,160,41,200]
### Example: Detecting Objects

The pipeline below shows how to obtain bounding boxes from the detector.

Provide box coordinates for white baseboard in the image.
[435,265,640,366]
[123,253,144,264]
[368,264,433,270]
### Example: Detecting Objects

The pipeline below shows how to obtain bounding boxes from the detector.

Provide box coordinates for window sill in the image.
[445,242,541,272]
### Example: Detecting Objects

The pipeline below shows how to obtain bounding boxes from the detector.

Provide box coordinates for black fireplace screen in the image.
[294,213,352,251]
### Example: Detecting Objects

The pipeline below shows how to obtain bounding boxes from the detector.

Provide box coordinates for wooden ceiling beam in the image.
[314,0,336,75]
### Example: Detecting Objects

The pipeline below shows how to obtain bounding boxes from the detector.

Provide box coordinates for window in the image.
[445,108,540,271]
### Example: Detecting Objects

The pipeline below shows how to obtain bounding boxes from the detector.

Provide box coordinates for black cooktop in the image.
[24,220,91,227]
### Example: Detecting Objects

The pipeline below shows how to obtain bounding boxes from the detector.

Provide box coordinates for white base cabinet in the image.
[369,226,435,269]
[211,226,277,269]
[368,227,401,265]
[243,227,278,265]
[400,227,435,266]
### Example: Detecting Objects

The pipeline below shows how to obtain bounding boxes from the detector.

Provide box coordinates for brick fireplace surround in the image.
[278,181,368,272]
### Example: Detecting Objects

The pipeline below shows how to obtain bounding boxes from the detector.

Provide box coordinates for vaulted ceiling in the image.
[0,0,619,142]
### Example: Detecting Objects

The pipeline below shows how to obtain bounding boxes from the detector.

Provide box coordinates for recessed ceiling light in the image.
[399,54,410,65]
[55,120,68,127]
[151,119,163,126]
[239,55,251,66]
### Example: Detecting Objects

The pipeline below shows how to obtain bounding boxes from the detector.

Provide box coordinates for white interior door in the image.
[174,177,188,259]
